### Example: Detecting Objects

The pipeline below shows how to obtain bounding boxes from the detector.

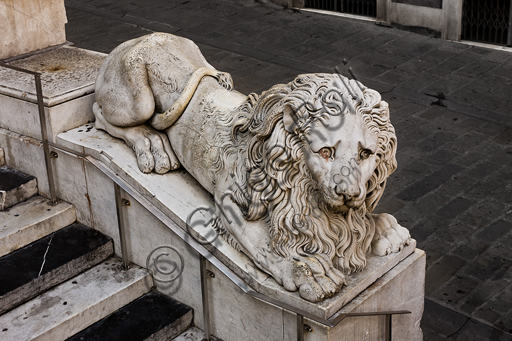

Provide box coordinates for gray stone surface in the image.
[57,0,512,338]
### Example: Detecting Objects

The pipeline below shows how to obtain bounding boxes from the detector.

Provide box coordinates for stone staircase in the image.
[0,147,196,341]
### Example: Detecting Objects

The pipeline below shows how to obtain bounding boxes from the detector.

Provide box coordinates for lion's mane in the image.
[214,74,397,273]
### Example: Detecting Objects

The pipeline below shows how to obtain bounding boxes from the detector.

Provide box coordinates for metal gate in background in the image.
[305,0,377,18]
[461,0,512,46]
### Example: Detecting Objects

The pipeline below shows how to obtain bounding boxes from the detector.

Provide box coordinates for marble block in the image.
[58,125,418,319]
[0,0,67,60]
[0,46,106,142]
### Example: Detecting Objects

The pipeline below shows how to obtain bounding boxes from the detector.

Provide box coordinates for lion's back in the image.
[95,33,214,117]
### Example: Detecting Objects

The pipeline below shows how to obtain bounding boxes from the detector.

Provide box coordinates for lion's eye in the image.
[359,149,372,160]
[318,147,333,159]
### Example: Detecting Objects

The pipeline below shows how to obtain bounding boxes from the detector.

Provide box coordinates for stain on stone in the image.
[27,296,61,317]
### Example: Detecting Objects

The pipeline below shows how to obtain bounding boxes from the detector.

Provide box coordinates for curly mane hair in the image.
[213,74,397,273]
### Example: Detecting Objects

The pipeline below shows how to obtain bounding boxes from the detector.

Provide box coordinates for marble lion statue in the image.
[93,33,411,302]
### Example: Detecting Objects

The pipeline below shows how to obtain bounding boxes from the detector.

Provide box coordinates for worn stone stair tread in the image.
[0,196,76,258]
[66,291,193,341]
[0,258,151,341]
[0,165,38,210]
[0,223,113,315]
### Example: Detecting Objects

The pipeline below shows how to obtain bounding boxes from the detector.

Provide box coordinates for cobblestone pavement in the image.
[63,0,512,339]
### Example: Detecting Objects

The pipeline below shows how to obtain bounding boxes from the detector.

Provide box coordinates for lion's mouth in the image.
[319,188,366,213]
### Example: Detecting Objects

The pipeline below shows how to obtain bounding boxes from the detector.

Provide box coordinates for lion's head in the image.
[216,73,397,273]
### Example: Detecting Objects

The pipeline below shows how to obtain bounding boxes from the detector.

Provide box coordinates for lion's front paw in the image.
[371,213,411,256]
[216,71,233,91]
[277,255,345,302]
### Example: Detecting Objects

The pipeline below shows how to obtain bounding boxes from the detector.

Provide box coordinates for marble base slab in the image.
[0,196,76,257]
[58,125,417,319]
[0,46,105,142]
[0,258,151,341]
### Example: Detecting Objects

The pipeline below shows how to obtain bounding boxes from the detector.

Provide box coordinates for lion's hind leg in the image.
[93,102,181,174]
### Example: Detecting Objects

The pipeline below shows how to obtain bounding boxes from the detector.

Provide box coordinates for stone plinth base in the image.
[0,0,67,60]
[305,249,425,341]
[0,46,105,142]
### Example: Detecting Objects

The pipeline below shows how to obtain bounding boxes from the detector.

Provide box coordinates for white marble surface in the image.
[0,258,151,341]
[0,46,105,107]
[58,125,416,318]
[0,0,67,59]
[0,196,75,257]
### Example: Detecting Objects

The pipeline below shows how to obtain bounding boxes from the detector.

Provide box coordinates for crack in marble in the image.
[38,232,54,277]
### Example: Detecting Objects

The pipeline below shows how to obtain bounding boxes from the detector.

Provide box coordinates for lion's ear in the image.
[283,104,298,133]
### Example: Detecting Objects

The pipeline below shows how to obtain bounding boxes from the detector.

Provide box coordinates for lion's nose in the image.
[334,185,361,201]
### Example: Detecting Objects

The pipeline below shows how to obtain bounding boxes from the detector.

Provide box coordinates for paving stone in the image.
[416,131,458,153]
[422,74,475,97]
[454,318,512,341]
[435,197,474,220]
[421,299,468,337]
[463,251,511,282]
[419,237,452,269]
[457,200,507,229]
[460,278,509,314]
[452,239,490,262]
[493,128,512,145]
[396,164,463,201]
[495,310,512,335]
[425,255,467,294]
[453,60,500,79]
[474,220,512,244]
[431,275,479,306]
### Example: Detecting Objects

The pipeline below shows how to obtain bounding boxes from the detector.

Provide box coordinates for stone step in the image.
[66,291,193,341]
[0,165,38,211]
[0,223,113,315]
[0,196,76,258]
[0,258,151,341]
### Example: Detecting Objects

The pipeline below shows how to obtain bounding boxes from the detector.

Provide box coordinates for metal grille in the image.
[305,0,377,18]
[461,0,512,45]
